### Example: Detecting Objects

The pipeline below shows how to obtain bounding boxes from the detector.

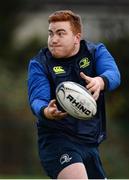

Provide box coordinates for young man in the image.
[28,10,121,179]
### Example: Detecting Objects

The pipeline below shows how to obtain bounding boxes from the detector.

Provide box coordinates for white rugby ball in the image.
[56,81,97,120]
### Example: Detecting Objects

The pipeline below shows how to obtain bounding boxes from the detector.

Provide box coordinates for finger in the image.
[49,99,56,107]
[92,89,100,101]
[52,108,67,116]
[54,110,67,116]
[50,107,58,115]
[57,112,68,118]
[88,85,98,93]
[93,94,99,101]
[86,81,95,89]
[80,72,92,83]
[53,111,68,119]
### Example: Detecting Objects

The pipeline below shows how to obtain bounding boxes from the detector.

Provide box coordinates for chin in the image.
[50,48,66,58]
[52,53,64,58]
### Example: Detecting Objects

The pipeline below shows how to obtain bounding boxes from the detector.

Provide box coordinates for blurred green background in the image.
[0,0,129,179]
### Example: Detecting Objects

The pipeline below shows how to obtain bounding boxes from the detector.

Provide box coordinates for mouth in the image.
[50,45,62,48]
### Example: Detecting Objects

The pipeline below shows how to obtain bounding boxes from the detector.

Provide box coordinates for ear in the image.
[75,33,81,44]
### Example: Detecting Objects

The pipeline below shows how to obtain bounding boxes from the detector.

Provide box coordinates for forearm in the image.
[28,59,51,118]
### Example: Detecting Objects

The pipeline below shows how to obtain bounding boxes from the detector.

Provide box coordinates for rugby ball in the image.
[56,81,97,120]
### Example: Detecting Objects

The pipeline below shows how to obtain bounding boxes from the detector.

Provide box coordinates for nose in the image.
[51,34,59,44]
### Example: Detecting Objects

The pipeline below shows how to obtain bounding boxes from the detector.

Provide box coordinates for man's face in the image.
[48,21,81,58]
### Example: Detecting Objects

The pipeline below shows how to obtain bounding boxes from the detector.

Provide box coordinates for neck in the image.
[70,43,80,57]
[72,43,80,56]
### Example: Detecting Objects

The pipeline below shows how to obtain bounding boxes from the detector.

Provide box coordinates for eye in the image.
[58,31,65,37]
[48,31,53,37]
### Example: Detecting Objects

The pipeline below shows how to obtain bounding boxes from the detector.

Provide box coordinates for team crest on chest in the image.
[79,57,90,68]
[53,66,66,74]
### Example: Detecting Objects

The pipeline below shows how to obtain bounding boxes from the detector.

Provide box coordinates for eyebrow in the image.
[48,29,66,33]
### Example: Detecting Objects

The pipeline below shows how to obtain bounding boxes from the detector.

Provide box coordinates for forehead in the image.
[48,21,72,32]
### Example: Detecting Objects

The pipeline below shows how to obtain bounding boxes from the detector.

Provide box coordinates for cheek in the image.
[47,38,50,45]
[48,39,52,50]
[65,40,75,50]
[66,36,76,45]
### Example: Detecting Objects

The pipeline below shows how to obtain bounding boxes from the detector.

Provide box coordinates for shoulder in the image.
[82,40,101,59]
[85,40,105,51]
[28,48,52,69]
[84,40,110,58]
[31,47,51,63]
[28,48,47,71]
[81,39,103,54]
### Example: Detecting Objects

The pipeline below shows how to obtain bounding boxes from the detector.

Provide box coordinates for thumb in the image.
[80,72,92,83]
[49,99,57,108]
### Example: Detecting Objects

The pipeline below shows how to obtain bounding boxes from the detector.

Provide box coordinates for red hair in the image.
[48,10,82,35]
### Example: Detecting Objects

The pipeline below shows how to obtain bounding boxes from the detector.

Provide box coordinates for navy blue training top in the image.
[28,40,121,145]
